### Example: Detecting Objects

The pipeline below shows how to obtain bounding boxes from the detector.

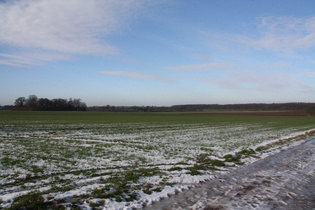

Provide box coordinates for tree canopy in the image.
[14,95,87,111]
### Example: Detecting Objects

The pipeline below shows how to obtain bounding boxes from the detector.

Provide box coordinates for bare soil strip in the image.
[192,111,307,116]
[147,138,315,210]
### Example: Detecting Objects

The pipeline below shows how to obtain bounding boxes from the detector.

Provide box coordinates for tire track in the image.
[146,138,315,209]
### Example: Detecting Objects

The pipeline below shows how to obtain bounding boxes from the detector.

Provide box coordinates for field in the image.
[0,111,315,209]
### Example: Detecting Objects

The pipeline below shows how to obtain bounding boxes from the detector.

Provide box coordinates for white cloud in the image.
[165,62,231,72]
[98,71,176,83]
[164,60,314,94]
[300,71,315,77]
[242,16,315,53]
[200,69,314,93]
[0,53,39,67]
[0,0,147,65]
[0,52,71,67]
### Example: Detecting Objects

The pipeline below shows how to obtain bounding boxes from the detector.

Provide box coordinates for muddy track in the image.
[146,138,315,210]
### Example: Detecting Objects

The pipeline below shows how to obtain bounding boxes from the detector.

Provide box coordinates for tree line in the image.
[88,105,173,112]
[88,103,315,114]
[8,97,315,114]
[14,95,87,111]
[170,103,313,112]
[306,104,315,115]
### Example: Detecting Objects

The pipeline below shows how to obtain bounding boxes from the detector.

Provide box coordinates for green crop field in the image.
[1,111,315,209]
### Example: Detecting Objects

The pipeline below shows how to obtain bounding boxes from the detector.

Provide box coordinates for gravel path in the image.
[146,138,315,210]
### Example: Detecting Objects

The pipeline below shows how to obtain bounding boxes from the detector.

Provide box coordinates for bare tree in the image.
[25,95,38,110]
[13,95,87,111]
[306,104,315,116]
[14,97,26,107]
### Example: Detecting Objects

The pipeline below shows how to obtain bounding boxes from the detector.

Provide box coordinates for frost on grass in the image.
[0,121,314,209]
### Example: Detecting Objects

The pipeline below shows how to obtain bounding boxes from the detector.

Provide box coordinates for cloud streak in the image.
[164,61,314,93]
[165,62,231,72]
[0,0,147,65]
[201,70,314,93]
[300,71,315,77]
[241,16,315,53]
[0,52,71,67]
[99,71,176,83]
[0,53,39,67]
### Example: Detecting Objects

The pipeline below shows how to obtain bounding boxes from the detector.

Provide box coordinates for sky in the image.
[1,0,315,106]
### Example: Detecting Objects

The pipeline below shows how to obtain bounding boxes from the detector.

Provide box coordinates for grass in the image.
[0,111,314,208]
[91,167,162,202]
[8,192,49,210]
[186,151,251,174]
[1,110,314,125]
[8,192,66,210]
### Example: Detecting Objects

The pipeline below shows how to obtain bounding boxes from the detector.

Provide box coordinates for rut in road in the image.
[146,138,315,210]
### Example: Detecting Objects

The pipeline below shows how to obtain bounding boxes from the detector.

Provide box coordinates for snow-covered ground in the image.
[0,121,314,209]
[148,137,315,210]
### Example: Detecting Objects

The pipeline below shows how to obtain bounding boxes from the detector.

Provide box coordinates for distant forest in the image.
[1,96,314,115]
[170,103,313,112]
[12,95,87,111]
[88,102,315,114]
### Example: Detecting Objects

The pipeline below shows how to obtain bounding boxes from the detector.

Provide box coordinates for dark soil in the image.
[193,111,307,116]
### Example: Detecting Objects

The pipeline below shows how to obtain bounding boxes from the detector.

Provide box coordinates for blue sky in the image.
[1,0,315,106]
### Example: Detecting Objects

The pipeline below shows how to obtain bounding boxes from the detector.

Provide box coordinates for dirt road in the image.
[146,138,315,209]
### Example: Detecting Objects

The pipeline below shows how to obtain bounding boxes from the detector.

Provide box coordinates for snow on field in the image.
[148,138,315,210]
[0,121,314,209]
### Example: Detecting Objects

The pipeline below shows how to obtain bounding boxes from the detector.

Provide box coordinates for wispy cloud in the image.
[0,53,40,67]
[0,0,147,66]
[165,62,231,72]
[300,71,315,77]
[0,52,71,67]
[201,69,314,93]
[98,71,176,83]
[241,16,315,53]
